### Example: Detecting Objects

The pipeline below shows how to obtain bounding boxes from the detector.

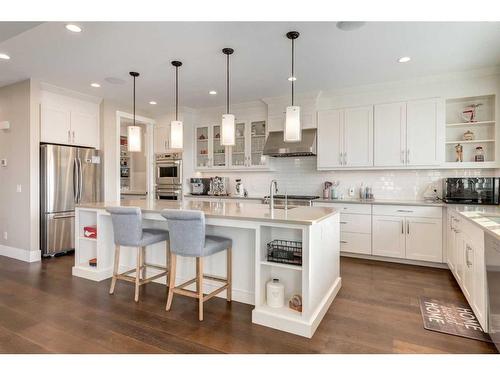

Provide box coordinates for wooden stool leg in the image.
[197,257,204,321]
[166,241,171,285]
[109,244,120,294]
[166,254,176,311]
[226,247,232,302]
[134,247,142,302]
[141,246,147,281]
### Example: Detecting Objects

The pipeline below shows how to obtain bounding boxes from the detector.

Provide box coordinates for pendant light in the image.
[221,47,235,146]
[128,71,142,152]
[170,60,183,149]
[284,31,301,143]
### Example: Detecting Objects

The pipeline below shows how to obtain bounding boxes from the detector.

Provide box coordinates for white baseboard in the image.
[341,252,448,269]
[0,244,41,263]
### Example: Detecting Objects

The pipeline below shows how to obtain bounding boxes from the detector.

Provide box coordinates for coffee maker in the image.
[189,178,211,195]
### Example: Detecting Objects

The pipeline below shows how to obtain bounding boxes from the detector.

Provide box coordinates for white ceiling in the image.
[1,22,499,115]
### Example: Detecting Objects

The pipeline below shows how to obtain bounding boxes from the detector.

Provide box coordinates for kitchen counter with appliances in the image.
[72,199,340,338]
[315,198,445,207]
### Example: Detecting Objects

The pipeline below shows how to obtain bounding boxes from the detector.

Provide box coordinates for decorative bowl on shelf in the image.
[463,130,474,141]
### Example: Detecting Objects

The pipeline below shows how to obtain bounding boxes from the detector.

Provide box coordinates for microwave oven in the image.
[443,178,500,205]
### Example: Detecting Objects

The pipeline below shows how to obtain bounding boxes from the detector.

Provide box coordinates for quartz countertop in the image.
[77,199,337,225]
[447,204,500,239]
[184,194,262,201]
[315,198,445,207]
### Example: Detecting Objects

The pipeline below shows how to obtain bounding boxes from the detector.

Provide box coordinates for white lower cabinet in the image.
[446,210,488,330]
[372,215,405,258]
[372,205,443,262]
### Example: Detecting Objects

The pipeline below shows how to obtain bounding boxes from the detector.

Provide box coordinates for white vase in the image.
[266,278,285,308]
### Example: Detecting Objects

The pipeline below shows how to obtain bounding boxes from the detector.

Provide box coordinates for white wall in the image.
[192,68,500,199]
[0,79,40,262]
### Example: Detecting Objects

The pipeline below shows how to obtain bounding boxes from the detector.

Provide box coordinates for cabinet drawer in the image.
[315,202,371,215]
[340,232,371,255]
[372,204,442,218]
[340,213,371,234]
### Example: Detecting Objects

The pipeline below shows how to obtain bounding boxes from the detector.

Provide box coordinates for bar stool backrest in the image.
[106,206,143,247]
[161,209,205,257]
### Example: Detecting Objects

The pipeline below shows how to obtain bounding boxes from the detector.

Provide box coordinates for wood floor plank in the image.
[0,254,497,354]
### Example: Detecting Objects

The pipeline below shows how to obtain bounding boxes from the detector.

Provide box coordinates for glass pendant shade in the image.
[221,113,235,146]
[170,120,183,149]
[128,125,142,152]
[284,105,301,142]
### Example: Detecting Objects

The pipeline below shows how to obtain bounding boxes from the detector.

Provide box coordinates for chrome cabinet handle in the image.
[397,210,413,213]
[340,240,348,244]
[340,221,347,224]
[401,150,405,164]
[72,130,75,143]
[407,221,410,234]
[68,130,71,143]
[339,152,342,165]
[407,149,410,164]
[401,220,404,234]
[466,245,473,267]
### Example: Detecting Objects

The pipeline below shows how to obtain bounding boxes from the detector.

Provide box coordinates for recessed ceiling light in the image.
[65,24,82,33]
[0,53,10,60]
[398,56,411,63]
[288,76,297,81]
[149,101,157,105]
[209,90,217,95]
[90,83,101,88]
[336,22,366,31]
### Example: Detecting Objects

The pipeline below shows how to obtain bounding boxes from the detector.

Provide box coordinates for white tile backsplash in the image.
[200,157,499,200]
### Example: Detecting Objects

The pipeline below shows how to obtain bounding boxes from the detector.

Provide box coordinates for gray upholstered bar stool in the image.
[107,207,170,302]
[161,209,232,321]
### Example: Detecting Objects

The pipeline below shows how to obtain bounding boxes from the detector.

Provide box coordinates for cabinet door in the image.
[343,106,373,167]
[40,104,71,145]
[405,217,443,262]
[249,121,267,167]
[374,102,406,167]
[268,115,284,132]
[447,212,456,272]
[154,124,170,154]
[70,111,98,148]
[406,98,439,166]
[230,122,247,168]
[472,236,487,329]
[195,126,210,169]
[462,237,474,301]
[317,109,344,169]
[372,215,405,258]
[211,125,227,168]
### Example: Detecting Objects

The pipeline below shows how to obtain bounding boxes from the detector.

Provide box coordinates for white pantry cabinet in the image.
[40,91,100,149]
[372,205,443,262]
[373,98,441,167]
[317,106,373,169]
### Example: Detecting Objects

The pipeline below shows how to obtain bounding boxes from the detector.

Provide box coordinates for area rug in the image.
[418,296,492,343]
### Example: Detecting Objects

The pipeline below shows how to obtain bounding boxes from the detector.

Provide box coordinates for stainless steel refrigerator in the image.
[40,144,102,256]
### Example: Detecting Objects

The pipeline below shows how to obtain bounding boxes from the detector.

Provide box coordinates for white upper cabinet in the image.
[40,90,100,149]
[374,102,406,167]
[406,98,440,166]
[317,106,373,169]
[317,109,343,168]
[373,98,441,167]
[343,106,373,167]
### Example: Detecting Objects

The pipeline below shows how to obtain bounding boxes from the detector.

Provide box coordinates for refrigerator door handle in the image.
[78,158,83,204]
[73,158,79,202]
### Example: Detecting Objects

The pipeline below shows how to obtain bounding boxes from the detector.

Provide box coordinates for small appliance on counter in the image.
[209,176,230,196]
[234,179,246,197]
[189,178,211,195]
[323,181,333,199]
[443,177,500,205]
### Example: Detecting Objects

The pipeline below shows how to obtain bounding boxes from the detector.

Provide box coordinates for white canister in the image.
[266,278,285,308]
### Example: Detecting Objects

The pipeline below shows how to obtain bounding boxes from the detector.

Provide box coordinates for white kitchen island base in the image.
[73,200,340,338]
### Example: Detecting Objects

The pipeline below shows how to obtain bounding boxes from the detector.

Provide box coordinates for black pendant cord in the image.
[175,66,179,121]
[226,52,230,113]
[133,75,136,126]
[291,37,294,106]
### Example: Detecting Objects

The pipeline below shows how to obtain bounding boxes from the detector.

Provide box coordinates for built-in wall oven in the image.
[155,153,182,200]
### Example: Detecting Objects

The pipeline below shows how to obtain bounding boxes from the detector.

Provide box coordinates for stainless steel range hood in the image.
[263,128,317,157]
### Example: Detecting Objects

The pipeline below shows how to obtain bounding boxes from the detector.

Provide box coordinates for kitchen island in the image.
[73,199,340,338]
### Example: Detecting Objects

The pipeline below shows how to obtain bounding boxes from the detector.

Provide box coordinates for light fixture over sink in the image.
[128,71,142,152]
[221,48,235,146]
[284,31,301,143]
[170,60,183,149]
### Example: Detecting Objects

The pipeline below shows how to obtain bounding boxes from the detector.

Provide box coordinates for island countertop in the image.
[77,199,338,225]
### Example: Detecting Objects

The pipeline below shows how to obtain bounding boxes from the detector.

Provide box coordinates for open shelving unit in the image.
[445,95,496,166]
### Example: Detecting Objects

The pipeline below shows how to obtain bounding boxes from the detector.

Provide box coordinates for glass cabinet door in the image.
[196,126,209,168]
[211,125,227,167]
[231,122,246,167]
[250,121,266,166]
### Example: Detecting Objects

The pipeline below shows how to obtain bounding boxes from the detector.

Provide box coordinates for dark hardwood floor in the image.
[0,254,497,354]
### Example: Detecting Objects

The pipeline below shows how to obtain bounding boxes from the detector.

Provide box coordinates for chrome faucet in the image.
[269,179,278,210]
